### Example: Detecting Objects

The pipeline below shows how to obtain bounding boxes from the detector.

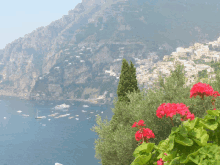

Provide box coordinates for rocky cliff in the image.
[1,0,220,106]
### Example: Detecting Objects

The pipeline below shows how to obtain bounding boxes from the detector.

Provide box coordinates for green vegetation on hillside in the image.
[90,60,220,165]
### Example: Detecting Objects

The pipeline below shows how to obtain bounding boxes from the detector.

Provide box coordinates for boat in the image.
[83,105,89,107]
[75,118,79,120]
[48,113,59,117]
[22,114,29,117]
[55,163,63,165]
[56,114,70,118]
[35,109,45,119]
[82,110,87,113]
[54,103,70,110]
[17,110,22,113]
[101,111,103,114]
[68,116,74,119]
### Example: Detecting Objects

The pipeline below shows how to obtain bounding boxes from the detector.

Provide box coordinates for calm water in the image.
[0,96,114,165]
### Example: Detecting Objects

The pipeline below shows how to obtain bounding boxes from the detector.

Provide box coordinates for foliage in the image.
[127,60,140,95]
[198,70,208,79]
[90,61,220,165]
[116,58,131,103]
[116,59,140,104]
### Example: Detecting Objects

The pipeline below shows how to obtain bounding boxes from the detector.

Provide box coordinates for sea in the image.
[0,96,115,165]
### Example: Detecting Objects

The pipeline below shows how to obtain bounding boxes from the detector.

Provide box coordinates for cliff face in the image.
[1,0,220,105]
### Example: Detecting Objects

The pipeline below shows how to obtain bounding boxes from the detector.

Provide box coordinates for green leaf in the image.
[132,154,152,165]
[199,119,218,131]
[174,134,194,146]
[183,117,199,132]
[133,142,155,158]
[206,110,220,117]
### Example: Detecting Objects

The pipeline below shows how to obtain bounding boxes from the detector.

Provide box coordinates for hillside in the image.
[1,0,220,105]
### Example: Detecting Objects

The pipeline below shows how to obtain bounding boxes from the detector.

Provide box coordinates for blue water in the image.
[0,96,114,165]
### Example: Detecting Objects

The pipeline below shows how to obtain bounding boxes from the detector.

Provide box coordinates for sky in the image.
[0,0,82,49]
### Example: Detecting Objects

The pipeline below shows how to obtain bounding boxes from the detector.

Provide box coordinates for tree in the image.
[127,60,141,95]
[116,58,131,103]
[116,59,140,104]
[111,59,141,133]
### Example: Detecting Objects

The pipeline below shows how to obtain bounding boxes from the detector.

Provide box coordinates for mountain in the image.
[1,0,220,106]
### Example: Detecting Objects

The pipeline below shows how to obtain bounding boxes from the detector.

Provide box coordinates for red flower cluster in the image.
[156,103,195,121]
[132,120,155,144]
[190,82,220,100]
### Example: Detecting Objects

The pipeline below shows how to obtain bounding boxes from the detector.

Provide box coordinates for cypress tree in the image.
[127,60,140,94]
[116,58,132,103]
[116,59,141,104]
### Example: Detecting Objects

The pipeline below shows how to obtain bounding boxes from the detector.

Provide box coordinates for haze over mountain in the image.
[1,0,220,105]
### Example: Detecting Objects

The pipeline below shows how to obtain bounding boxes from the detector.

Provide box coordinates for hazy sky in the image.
[0,0,82,49]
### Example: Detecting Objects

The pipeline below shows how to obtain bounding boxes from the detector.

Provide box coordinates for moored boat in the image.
[54,103,70,110]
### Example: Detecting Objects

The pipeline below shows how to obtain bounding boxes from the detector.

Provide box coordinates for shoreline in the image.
[0,95,113,106]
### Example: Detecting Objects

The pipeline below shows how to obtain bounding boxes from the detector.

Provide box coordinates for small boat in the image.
[54,103,70,110]
[22,114,29,117]
[90,112,94,114]
[75,118,79,120]
[48,113,59,117]
[55,163,63,165]
[48,119,51,121]
[83,105,89,107]
[17,110,22,113]
[3,117,6,119]
[35,109,45,119]
[82,110,87,113]
[68,116,74,119]
[42,124,46,126]
[101,111,103,114]
[75,115,79,117]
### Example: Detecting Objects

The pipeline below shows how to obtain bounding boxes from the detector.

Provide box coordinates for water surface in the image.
[0,96,114,165]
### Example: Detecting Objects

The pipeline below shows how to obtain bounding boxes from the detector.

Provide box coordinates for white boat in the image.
[35,109,45,119]
[55,163,63,165]
[54,103,70,109]
[75,115,79,117]
[82,110,87,112]
[48,113,59,117]
[90,112,94,114]
[75,118,79,120]
[17,110,22,113]
[3,117,6,119]
[83,105,89,107]
[101,111,103,114]
[68,116,74,119]
[22,114,29,117]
